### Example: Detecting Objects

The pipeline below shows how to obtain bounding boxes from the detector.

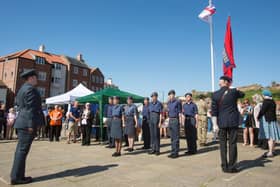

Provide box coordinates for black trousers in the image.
[45,123,50,138]
[0,121,7,138]
[106,118,115,146]
[142,118,151,148]
[219,127,238,170]
[149,113,160,152]
[184,117,197,153]
[81,125,92,145]
[11,129,34,181]
[49,125,61,141]
[169,118,180,155]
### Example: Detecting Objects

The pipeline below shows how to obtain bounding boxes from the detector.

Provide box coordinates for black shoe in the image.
[149,151,156,154]
[185,151,196,155]
[222,168,228,173]
[105,145,111,148]
[155,152,160,156]
[227,167,239,173]
[168,154,178,159]
[11,177,32,185]
[112,152,121,157]
[128,148,134,152]
[143,147,150,150]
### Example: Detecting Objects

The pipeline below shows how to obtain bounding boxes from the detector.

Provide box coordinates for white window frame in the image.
[38,71,47,81]
[73,67,79,74]
[72,79,78,87]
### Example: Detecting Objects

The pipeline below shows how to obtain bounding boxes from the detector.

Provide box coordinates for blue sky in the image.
[0,0,279,99]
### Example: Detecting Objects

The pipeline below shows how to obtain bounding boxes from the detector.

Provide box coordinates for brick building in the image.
[61,54,91,90]
[0,46,105,108]
[90,67,104,92]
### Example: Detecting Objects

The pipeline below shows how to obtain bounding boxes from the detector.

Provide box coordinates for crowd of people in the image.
[3,69,280,185]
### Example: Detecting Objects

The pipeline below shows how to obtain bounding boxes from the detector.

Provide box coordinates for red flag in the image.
[223,16,236,79]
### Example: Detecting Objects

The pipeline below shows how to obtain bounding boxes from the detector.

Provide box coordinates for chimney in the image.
[77,53,83,61]
[107,78,113,85]
[39,44,45,52]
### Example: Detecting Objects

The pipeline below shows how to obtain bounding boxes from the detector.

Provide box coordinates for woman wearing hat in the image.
[111,96,125,157]
[124,96,138,152]
[258,90,280,158]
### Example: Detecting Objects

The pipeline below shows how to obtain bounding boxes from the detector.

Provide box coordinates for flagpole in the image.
[209,0,215,92]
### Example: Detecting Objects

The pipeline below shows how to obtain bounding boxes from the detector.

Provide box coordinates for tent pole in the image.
[99,99,103,142]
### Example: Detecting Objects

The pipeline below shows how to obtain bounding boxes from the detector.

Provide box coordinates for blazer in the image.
[81,109,94,126]
[212,86,245,128]
[14,83,44,130]
[257,99,277,122]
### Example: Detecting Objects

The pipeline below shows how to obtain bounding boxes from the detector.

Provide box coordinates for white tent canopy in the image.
[46,83,94,105]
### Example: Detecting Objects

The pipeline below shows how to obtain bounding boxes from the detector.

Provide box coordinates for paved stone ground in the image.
[0,137,279,187]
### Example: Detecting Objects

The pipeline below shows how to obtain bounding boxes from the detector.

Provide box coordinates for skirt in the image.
[259,117,280,141]
[124,116,136,136]
[111,118,123,139]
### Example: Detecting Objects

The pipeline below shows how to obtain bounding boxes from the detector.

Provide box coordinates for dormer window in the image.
[35,56,46,64]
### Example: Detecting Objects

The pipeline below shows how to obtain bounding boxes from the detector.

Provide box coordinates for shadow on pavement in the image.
[237,156,272,171]
[197,145,219,154]
[32,164,118,183]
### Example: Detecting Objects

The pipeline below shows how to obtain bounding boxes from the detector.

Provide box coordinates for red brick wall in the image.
[90,69,104,91]
[17,58,52,99]
[68,65,90,90]
[0,59,18,92]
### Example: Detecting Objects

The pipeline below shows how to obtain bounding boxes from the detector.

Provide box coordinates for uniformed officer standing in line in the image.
[196,95,208,147]
[148,92,163,156]
[104,97,115,148]
[111,96,125,157]
[182,93,198,155]
[141,97,151,149]
[10,69,44,185]
[212,76,245,173]
[123,96,138,152]
[167,90,182,158]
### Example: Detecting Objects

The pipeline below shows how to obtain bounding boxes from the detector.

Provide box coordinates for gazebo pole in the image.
[99,99,104,143]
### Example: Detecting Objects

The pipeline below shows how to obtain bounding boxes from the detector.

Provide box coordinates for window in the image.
[96,76,99,84]
[92,75,96,83]
[72,79,78,87]
[73,67,79,74]
[53,63,62,70]
[100,77,104,84]
[35,56,46,64]
[82,81,87,86]
[38,71,47,81]
[37,87,46,97]
[11,71,13,77]
[51,77,61,84]
[83,69,88,76]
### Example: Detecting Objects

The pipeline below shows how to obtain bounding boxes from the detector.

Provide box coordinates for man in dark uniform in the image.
[183,93,198,155]
[10,69,44,185]
[167,90,182,158]
[141,97,150,149]
[104,97,115,148]
[212,76,245,173]
[148,92,163,156]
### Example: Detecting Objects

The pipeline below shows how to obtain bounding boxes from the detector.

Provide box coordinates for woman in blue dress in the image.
[111,96,124,157]
[258,90,280,158]
[124,96,138,152]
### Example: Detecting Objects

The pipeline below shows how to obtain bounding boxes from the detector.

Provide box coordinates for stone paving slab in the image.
[0,138,279,187]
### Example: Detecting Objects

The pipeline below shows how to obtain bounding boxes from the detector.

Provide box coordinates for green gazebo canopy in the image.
[77,87,144,104]
[76,88,145,141]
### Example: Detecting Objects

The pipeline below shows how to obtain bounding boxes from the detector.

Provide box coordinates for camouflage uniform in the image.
[197,99,208,145]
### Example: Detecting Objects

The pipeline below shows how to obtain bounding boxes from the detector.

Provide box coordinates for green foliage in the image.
[242,88,280,102]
